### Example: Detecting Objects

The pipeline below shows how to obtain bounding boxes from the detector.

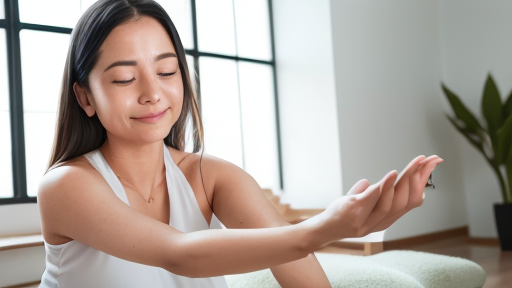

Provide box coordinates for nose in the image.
[138,72,161,104]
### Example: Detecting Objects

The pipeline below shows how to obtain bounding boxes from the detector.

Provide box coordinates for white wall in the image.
[329,0,468,241]
[272,0,343,208]
[0,203,41,237]
[0,203,44,286]
[0,246,45,287]
[439,0,512,238]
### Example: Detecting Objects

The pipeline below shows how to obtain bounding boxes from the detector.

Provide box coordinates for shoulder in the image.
[38,155,114,243]
[167,147,241,176]
[39,155,101,199]
[166,146,251,190]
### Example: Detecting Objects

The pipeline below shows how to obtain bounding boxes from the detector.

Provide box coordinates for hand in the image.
[369,155,443,231]
[305,155,443,245]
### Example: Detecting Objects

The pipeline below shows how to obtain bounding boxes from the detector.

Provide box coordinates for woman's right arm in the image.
[38,156,437,278]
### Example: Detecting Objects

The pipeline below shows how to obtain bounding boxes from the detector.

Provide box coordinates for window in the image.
[20,30,70,197]
[19,0,81,28]
[0,1,78,204]
[193,0,281,191]
[0,0,4,19]
[0,0,281,204]
[0,28,13,199]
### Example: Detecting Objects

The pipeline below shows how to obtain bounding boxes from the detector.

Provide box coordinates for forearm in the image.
[271,253,331,288]
[165,224,319,277]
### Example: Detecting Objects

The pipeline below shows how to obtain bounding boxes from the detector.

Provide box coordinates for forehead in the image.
[97,16,176,62]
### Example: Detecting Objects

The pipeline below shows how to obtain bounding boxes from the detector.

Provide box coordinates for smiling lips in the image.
[132,108,169,123]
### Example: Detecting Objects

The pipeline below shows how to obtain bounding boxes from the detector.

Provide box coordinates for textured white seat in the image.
[225,250,487,288]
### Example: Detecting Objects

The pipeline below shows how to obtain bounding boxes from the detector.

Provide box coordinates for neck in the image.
[100,139,166,199]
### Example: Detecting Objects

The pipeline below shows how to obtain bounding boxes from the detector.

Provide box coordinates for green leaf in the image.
[504,88,512,120]
[442,83,484,135]
[446,115,485,154]
[481,74,503,147]
[496,114,512,164]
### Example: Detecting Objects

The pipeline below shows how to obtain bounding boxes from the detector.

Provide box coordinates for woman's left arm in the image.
[201,155,331,288]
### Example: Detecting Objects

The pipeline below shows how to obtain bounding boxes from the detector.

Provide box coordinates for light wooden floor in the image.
[387,234,512,288]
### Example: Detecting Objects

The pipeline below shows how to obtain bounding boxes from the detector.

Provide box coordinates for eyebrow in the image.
[103,52,178,72]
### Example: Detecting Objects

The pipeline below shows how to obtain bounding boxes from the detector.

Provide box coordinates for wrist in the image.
[295,215,325,252]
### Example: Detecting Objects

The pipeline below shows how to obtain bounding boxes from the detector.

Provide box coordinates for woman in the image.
[37,0,442,287]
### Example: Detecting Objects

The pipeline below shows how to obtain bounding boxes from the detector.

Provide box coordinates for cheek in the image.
[167,76,185,109]
[88,83,133,124]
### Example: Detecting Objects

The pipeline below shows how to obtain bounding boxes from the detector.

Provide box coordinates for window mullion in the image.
[189,0,202,109]
[6,0,28,199]
[267,0,283,190]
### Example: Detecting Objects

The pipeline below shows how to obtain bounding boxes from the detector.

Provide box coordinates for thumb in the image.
[346,179,370,196]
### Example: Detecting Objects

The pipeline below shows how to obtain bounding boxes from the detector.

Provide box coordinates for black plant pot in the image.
[494,203,512,251]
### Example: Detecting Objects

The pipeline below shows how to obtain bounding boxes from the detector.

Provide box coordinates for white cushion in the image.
[224,250,487,288]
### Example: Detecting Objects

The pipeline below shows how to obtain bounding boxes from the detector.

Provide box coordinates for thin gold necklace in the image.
[117,175,161,204]
[116,174,155,204]
[107,147,164,204]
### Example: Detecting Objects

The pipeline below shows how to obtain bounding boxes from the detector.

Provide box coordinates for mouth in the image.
[132,108,169,123]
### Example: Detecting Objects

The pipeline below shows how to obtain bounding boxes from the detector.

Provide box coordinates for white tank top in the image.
[39,144,228,288]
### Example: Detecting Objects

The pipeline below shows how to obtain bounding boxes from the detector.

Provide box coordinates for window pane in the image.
[0,112,13,198]
[199,57,243,167]
[19,0,81,28]
[0,29,13,198]
[238,62,278,190]
[20,30,70,197]
[196,0,236,56]
[156,0,194,50]
[0,29,7,111]
[234,0,272,61]
[25,113,56,197]
[20,31,69,112]
[0,0,4,19]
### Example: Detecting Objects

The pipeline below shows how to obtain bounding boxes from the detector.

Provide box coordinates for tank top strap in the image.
[162,144,212,231]
[83,150,130,205]
[162,144,224,230]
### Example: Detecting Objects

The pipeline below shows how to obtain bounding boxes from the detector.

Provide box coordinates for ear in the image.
[73,82,96,117]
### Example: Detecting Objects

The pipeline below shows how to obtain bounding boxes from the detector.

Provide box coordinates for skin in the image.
[37,16,443,286]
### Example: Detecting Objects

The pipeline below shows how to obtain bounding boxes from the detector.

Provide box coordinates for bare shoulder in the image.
[38,155,118,244]
[167,147,246,185]
[38,156,102,200]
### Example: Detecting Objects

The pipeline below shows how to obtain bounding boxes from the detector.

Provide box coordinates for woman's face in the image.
[78,16,183,144]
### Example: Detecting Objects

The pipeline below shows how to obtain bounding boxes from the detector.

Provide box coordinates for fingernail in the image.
[385,170,397,178]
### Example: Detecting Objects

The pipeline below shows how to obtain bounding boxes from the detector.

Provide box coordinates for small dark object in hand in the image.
[425,173,435,189]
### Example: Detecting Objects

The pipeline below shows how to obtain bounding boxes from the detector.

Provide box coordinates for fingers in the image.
[362,170,397,230]
[407,156,443,207]
[388,156,425,215]
[369,155,443,232]
[344,179,385,231]
[338,155,443,238]
[395,155,426,186]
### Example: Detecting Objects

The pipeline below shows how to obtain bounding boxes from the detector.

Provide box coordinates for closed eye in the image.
[112,78,135,85]
[159,72,177,77]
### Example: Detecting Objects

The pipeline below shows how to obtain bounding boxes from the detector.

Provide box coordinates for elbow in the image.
[168,267,210,278]
[163,258,214,278]
[160,239,215,278]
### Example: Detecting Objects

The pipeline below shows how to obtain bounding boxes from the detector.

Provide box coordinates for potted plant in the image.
[442,74,512,250]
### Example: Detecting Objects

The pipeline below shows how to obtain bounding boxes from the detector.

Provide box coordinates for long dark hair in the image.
[48,0,203,170]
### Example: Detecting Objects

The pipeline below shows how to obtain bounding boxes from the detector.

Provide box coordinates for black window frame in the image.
[0,0,282,205]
